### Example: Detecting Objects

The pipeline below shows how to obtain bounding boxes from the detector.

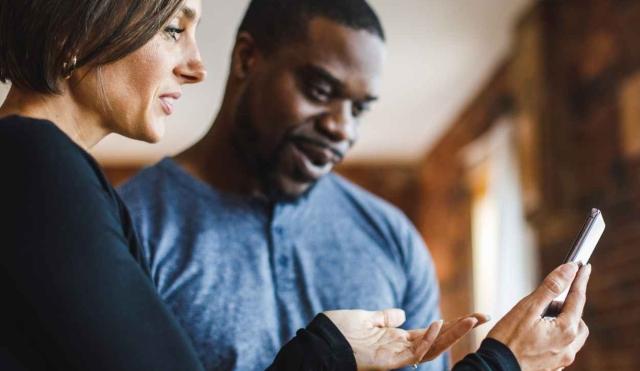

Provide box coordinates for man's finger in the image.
[372,308,406,328]
[529,263,579,314]
[558,264,591,324]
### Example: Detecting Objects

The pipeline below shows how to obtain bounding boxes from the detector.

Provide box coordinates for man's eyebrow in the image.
[301,64,378,102]
[302,64,343,90]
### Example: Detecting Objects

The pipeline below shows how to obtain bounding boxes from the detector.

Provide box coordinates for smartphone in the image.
[543,208,605,317]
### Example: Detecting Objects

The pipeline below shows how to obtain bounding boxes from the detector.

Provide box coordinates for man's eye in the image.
[164,26,185,41]
[306,83,331,102]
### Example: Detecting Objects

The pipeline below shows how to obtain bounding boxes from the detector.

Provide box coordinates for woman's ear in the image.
[231,32,260,80]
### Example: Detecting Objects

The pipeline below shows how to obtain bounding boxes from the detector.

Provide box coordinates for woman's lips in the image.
[159,93,181,115]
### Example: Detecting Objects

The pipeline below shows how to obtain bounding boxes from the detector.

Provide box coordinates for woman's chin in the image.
[141,120,166,143]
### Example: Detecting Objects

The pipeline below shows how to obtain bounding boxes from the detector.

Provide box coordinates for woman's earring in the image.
[62,56,78,79]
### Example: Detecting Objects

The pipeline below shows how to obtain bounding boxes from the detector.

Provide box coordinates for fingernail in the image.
[586,264,592,274]
[563,262,577,270]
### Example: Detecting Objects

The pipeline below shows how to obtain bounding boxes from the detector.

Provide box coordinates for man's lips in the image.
[289,141,334,182]
[290,137,344,166]
[286,137,346,183]
[159,92,182,115]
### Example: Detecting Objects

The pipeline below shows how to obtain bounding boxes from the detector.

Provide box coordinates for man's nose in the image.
[316,102,357,143]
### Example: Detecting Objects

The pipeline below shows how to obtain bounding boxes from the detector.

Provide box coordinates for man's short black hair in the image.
[238,0,385,54]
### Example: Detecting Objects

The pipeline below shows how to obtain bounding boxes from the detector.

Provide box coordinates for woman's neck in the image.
[0,85,109,150]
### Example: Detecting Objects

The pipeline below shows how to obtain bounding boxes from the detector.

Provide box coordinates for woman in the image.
[0,0,590,370]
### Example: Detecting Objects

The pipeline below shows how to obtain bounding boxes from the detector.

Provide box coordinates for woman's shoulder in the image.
[0,115,113,198]
[0,115,82,156]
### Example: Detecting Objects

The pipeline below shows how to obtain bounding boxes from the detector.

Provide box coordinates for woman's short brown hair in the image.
[0,0,184,94]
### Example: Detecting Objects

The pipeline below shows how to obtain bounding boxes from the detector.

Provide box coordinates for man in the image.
[120,1,448,370]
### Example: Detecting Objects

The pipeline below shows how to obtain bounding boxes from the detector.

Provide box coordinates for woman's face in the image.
[73,0,206,143]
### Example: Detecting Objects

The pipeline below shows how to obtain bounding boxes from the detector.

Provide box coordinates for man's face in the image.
[233,17,386,200]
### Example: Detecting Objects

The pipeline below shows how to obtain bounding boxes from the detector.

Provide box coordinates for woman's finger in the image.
[528,263,579,316]
[371,308,406,328]
[558,265,591,326]
[423,317,478,360]
[412,320,443,364]
[442,313,490,334]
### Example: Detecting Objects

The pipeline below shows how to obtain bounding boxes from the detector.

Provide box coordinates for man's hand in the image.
[324,309,489,371]
[488,263,591,371]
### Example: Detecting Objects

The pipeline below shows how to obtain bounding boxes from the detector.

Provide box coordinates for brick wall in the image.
[418,0,640,369]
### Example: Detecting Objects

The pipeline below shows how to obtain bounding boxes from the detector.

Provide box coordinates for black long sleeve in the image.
[0,116,204,371]
[452,338,521,371]
[268,315,521,371]
[268,313,356,371]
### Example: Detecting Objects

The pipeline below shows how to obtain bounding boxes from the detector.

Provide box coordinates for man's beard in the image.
[231,89,317,203]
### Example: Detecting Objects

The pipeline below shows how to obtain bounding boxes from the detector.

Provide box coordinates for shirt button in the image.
[278,255,289,267]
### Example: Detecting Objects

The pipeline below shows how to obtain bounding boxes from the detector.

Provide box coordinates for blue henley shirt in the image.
[119,158,447,371]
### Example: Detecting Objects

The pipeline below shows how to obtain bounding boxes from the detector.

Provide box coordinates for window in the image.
[463,119,539,347]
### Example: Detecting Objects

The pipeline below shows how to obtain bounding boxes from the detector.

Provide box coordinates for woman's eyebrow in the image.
[181,6,198,22]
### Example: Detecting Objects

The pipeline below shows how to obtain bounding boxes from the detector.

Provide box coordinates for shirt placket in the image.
[270,204,296,292]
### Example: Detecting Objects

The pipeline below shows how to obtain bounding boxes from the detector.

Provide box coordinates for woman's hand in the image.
[488,263,591,371]
[324,309,489,370]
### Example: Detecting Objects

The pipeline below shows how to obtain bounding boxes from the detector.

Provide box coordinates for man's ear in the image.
[232,32,260,80]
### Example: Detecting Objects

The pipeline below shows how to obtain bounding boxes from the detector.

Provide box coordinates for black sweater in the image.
[0,115,519,371]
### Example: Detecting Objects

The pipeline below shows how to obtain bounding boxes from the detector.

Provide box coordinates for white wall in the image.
[1,0,533,166]
[0,83,8,103]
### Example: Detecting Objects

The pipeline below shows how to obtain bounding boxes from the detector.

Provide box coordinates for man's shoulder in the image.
[120,161,161,189]
[318,174,432,276]
[321,173,411,225]
[117,159,177,211]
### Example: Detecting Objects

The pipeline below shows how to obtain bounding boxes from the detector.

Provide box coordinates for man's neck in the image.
[175,112,265,198]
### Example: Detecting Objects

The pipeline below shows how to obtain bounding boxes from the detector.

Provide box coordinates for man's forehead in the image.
[304,17,385,55]
[287,17,386,81]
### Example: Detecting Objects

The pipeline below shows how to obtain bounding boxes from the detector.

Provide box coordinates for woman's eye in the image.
[164,26,185,41]
[352,102,369,118]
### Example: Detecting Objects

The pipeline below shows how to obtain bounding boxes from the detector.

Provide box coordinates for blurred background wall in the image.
[2,0,639,369]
